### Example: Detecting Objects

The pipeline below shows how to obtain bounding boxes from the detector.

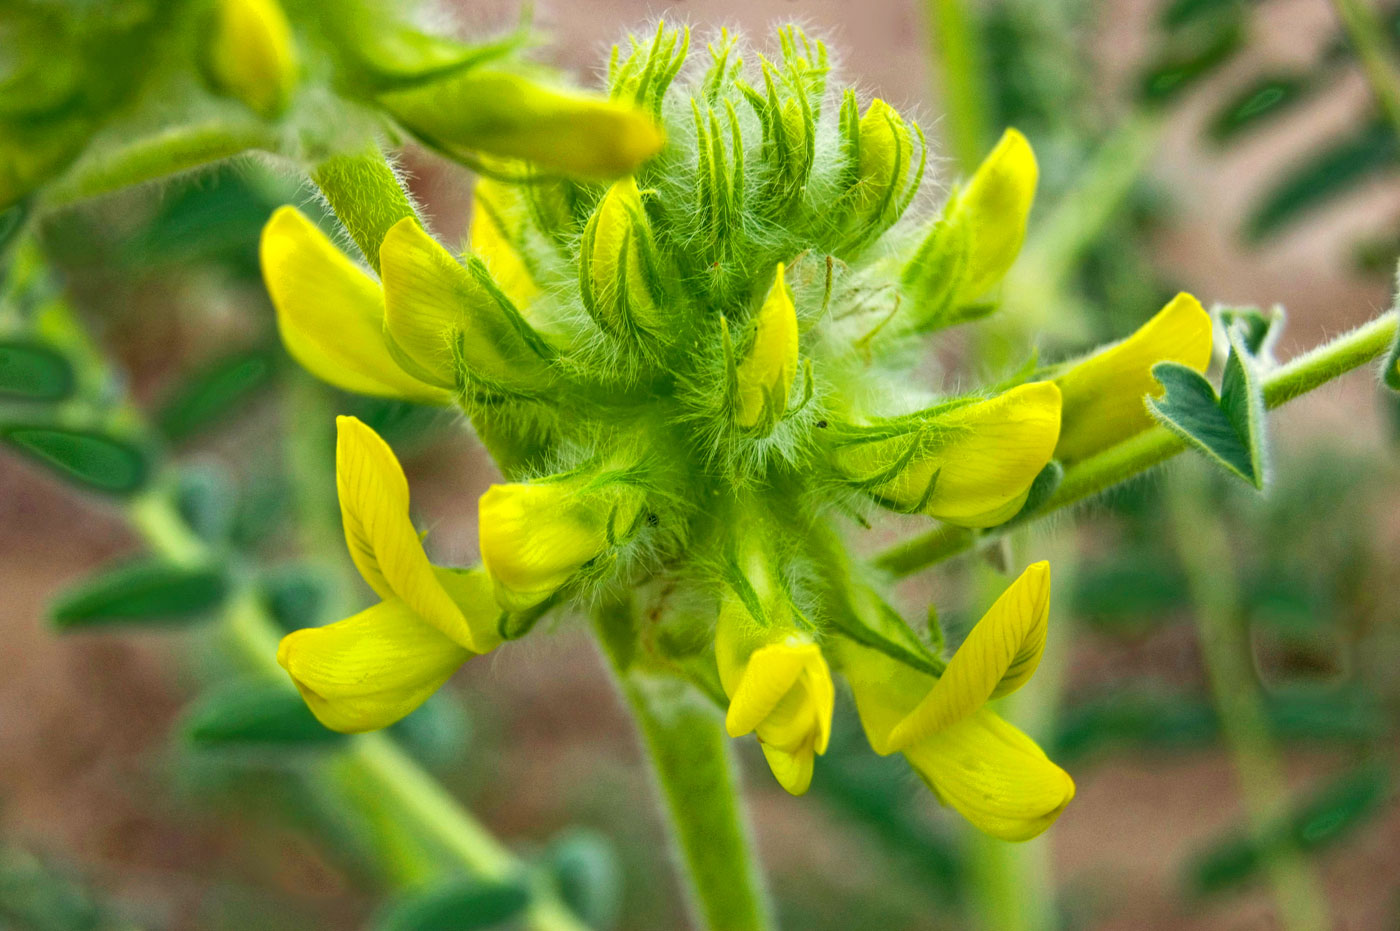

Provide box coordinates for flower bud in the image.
[479,471,647,612]
[714,548,834,795]
[838,639,1074,841]
[845,97,922,235]
[260,207,450,404]
[1053,292,1213,463]
[903,129,1038,328]
[379,69,665,180]
[470,178,539,312]
[580,177,666,340]
[733,263,799,430]
[833,382,1062,527]
[379,216,553,394]
[205,0,298,118]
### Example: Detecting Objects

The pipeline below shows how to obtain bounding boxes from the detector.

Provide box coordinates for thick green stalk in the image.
[311,150,419,273]
[593,597,771,931]
[128,491,587,931]
[1165,465,1331,930]
[875,309,1400,576]
[924,0,992,173]
[1332,0,1400,141]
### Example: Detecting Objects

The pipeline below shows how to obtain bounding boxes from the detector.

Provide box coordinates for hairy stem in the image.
[875,309,1400,576]
[1166,465,1331,930]
[593,597,771,931]
[311,149,419,273]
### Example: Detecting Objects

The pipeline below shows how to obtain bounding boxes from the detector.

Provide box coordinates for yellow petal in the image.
[843,381,1062,527]
[478,479,634,611]
[955,128,1038,300]
[904,708,1075,842]
[470,178,540,312]
[760,743,816,796]
[206,0,298,118]
[582,176,663,336]
[335,416,490,651]
[1054,292,1213,463]
[380,69,665,179]
[734,263,799,429]
[887,562,1051,750]
[722,639,818,738]
[260,207,448,404]
[854,99,916,224]
[277,598,471,733]
[838,639,1074,841]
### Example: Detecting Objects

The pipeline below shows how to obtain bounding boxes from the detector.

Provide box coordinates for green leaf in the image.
[185,681,344,747]
[50,560,228,628]
[156,349,276,442]
[0,424,148,494]
[260,566,330,632]
[175,466,236,543]
[374,877,533,931]
[544,829,623,930]
[1246,120,1400,241]
[0,341,74,401]
[1140,13,1244,103]
[1207,74,1310,144]
[1148,323,1270,489]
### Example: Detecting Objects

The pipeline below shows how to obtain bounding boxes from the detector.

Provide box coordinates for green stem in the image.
[1165,465,1331,930]
[875,309,1400,576]
[311,149,419,273]
[925,0,992,173]
[592,597,771,931]
[1332,0,1400,141]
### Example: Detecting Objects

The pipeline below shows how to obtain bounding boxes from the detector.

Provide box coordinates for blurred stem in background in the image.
[1332,0,1400,140]
[1166,463,1331,931]
[925,0,991,173]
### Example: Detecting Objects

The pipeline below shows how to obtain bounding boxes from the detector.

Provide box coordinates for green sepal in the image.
[156,348,276,442]
[608,21,690,120]
[50,559,229,628]
[1,424,149,495]
[1000,459,1064,527]
[373,877,533,931]
[1382,312,1400,392]
[185,680,344,747]
[0,340,75,401]
[543,828,623,930]
[1148,322,1270,489]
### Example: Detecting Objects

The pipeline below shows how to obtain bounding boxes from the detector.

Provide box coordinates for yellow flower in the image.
[205,0,298,118]
[834,381,1062,527]
[259,206,450,404]
[378,216,552,393]
[1053,292,1213,463]
[580,176,664,338]
[470,178,540,311]
[838,638,1074,841]
[733,263,799,430]
[479,474,645,612]
[277,416,502,732]
[886,562,1050,751]
[904,129,1038,324]
[853,99,919,227]
[379,70,665,180]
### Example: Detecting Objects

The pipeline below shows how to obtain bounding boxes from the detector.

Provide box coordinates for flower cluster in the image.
[265,24,1212,841]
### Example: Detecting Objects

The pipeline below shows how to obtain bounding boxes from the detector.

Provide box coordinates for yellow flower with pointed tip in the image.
[260,206,450,405]
[581,176,664,338]
[886,561,1050,751]
[277,416,503,732]
[1053,292,1213,463]
[479,475,646,612]
[379,69,665,180]
[734,263,799,429]
[838,638,1074,841]
[904,129,1038,323]
[205,0,298,118]
[471,178,540,311]
[835,381,1062,527]
[379,216,552,393]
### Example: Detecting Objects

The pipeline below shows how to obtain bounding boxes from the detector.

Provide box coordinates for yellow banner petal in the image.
[335,416,488,651]
[277,597,471,733]
[1054,292,1213,463]
[955,128,1038,301]
[904,708,1075,842]
[887,562,1051,750]
[260,207,448,404]
[206,0,298,118]
[734,263,799,429]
